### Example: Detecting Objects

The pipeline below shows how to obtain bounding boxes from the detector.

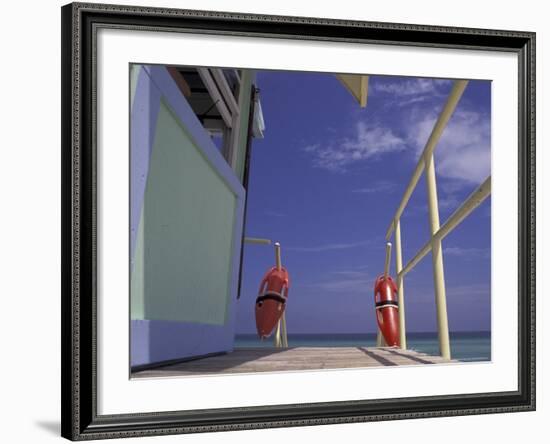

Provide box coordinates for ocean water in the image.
[234,331,491,362]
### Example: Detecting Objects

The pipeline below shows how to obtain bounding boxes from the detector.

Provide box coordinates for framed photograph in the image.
[61,2,535,440]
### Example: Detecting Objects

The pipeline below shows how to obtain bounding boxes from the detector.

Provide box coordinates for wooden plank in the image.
[132,347,456,378]
[167,67,192,98]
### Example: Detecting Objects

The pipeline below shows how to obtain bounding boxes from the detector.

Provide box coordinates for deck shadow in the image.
[132,347,289,376]
[384,348,434,364]
[357,347,398,366]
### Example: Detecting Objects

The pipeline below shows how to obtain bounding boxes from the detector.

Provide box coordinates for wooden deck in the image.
[132,347,455,378]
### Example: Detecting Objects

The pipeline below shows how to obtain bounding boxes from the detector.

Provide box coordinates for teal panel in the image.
[130,206,145,319]
[141,100,238,325]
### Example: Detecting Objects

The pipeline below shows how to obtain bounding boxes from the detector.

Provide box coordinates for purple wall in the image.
[130,67,161,266]
[130,65,245,368]
[131,320,235,367]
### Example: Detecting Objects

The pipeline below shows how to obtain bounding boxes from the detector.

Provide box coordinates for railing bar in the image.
[394,220,407,350]
[385,80,469,240]
[399,243,431,278]
[398,175,491,279]
[425,153,450,360]
[437,176,492,240]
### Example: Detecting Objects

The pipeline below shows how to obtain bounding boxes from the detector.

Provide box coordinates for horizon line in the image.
[235,330,491,336]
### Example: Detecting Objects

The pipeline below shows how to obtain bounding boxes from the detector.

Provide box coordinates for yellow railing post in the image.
[281,313,288,348]
[376,330,387,347]
[394,219,407,350]
[379,80,492,361]
[273,242,288,348]
[425,154,451,359]
[385,80,469,241]
[273,321,282,348]
[376,243,392,348]
[274,242,282,271]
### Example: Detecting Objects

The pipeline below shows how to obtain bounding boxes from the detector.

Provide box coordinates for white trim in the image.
[197,68,234,128]
[96,27,518,416]
[212,68,240,115]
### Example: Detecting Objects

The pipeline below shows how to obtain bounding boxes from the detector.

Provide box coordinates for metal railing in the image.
[384,80,491,359]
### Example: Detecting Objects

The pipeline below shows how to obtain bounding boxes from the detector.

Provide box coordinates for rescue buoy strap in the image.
[375,300,399,308]
[256,292,287,305]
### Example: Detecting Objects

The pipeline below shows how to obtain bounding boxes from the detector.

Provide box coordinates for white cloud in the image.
[352,180,396,194]
[444,246,490,258]
[438,194,460,210]
[304,122,406,172]
[306,277,371,293]
[373,78,491,186]
[446,283,490,298]
[408,109,491,185]
[300,267,373,293]
[264,210,286,217]
[371,78,452,103]
[372,78,450,95]
[440,179,468,195]
[287,239,373,253]
[302,78,490,185]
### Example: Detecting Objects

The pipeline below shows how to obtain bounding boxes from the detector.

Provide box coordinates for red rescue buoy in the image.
[374,275,400,346]
[255,266,290,338]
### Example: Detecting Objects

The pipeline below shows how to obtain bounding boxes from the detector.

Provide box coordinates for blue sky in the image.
[236,71,491,334]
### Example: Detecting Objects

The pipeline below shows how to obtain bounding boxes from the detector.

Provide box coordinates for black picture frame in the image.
[61,2,536,440]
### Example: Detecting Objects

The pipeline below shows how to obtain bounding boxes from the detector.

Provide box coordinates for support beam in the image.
[425,154,450,360]
[197,68,233,129]
[386,80,469,240]
[227,93,242,169]
[394,220,407,349]
[281,312,288,348]
[211,69,240,115]
[244,237,271,245]
[399,176,491,279]
[167,67,192,98]
[336,74,369,107]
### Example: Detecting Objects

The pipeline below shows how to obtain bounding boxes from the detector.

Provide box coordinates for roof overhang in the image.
[336,74,369,108]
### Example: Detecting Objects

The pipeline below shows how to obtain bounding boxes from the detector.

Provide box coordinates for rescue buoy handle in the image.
[258,276,268,294]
